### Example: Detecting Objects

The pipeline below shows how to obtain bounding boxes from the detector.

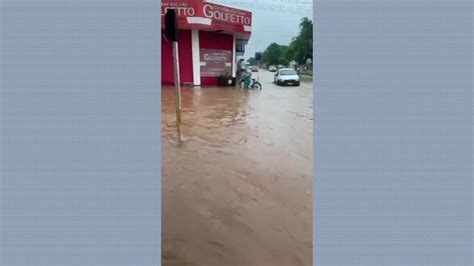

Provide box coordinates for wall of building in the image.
[161,30,235,86]
[198,31,234,85]
[161,29,194,85]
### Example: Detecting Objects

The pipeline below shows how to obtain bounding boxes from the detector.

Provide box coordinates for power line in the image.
[206,0,313,16]
[212,0,312,4]
[214,0,312,8]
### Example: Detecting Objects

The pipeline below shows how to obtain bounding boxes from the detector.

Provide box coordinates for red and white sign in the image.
[200,49,232,77]
[161,0,252,34]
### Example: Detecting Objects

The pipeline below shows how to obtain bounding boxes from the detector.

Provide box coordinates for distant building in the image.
[161,0,252,86]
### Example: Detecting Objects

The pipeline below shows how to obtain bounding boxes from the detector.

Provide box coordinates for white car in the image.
[274,68,300,86]
[269,65,277,72]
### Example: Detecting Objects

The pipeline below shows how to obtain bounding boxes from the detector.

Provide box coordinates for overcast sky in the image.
[206,0,313,60]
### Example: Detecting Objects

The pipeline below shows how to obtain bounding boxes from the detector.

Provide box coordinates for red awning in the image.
[161,0,252,37]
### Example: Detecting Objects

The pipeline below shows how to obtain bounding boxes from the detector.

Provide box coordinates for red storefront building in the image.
[161,0,252,86]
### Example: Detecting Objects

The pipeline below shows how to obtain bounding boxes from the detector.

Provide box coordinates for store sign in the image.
[161,0,252,34]
[161,1,195,26]
[200,49,232,77]
[202,4,251,25]
[236,41,246,54]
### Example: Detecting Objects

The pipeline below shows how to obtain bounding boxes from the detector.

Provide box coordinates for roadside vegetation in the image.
[247,17,313,74]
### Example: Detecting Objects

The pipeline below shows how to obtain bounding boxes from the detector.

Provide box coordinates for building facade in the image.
[161,0,252,86]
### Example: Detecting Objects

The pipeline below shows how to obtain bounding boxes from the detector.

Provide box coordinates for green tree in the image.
[287,17,313,64]
[278,56,289,66]
[247,57,258,66]
[284,45,296,63]
[262,43,288,66]
[260,18,313,66]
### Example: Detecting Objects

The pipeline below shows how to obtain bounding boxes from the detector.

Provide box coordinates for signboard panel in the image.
[161,0,252,35]
[236,41,245,53]
[200,49,232,77]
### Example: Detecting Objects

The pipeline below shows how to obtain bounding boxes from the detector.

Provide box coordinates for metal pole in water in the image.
[172,41,183,142]
[166,9,183,143]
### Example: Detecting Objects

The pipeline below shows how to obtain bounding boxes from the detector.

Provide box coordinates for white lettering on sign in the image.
[200,49,232,77]
[203,4,251,25]
[162,6,195,16]
[204,53,228,61]
[162,2,188,7]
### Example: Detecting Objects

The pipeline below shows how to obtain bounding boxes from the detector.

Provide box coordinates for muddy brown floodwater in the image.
[162,70,313,266]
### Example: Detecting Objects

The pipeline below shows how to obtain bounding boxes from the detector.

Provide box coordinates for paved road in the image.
[162,70,313,266]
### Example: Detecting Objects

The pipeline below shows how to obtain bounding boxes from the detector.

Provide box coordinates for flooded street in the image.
[162,70,313,266]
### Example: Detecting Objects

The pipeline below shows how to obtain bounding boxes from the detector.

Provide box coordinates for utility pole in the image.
[255,52,262,81]
[165,10,183,142]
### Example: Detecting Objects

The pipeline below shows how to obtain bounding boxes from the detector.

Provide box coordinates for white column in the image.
[191,29,201,86]
[232,34,236,78]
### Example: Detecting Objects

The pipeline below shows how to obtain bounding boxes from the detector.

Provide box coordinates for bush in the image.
[217,71,233,87]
